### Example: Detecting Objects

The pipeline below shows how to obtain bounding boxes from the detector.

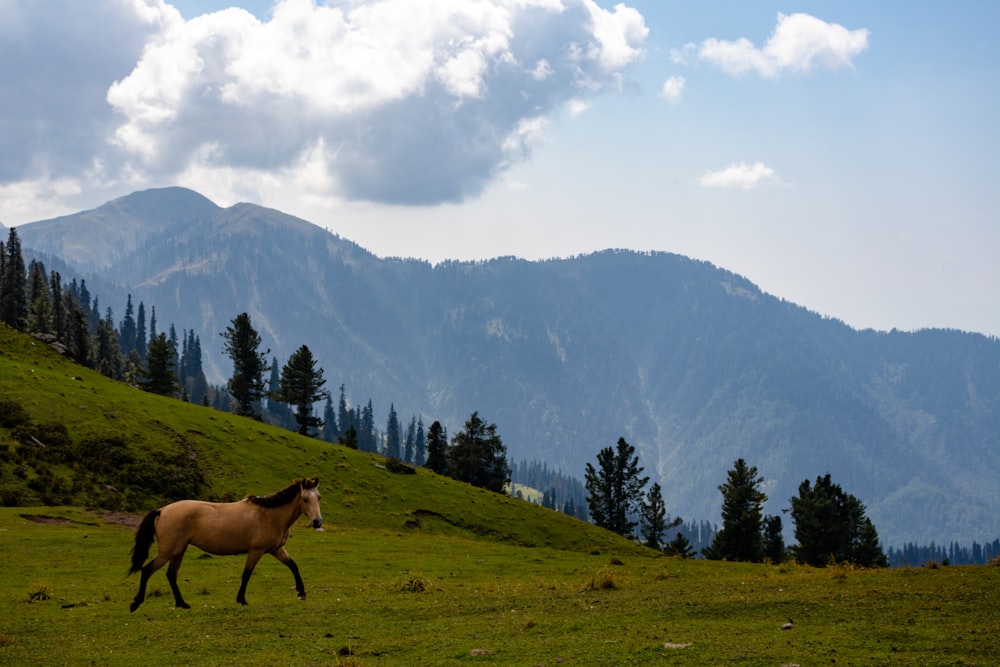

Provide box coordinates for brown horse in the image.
[128,478,323,612]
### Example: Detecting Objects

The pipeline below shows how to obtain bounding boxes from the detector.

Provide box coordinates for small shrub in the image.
[582,567,617,591]
[399,578,426,593]
[0,399,30,428]
[26,583,52,602]
[385,458,416,474]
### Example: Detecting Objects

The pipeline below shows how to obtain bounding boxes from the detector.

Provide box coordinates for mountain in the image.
[17,187,1000,546]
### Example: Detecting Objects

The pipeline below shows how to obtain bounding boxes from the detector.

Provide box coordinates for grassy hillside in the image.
[0,324,639,555]
[2,325,1000,665]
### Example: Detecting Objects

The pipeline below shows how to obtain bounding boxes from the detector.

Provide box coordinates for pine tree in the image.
[404,415,417,463]
[274,344,329,437]
[140,332,179,396]
[50,271,65,341]
[425,420,448,475]
[789,473,886,567]
[763,514,786,563]
[664,533,695,558]
[337,384,350,441]
[135,301,147,362]
[25,260,51,333]
[220,312,271,418]
[449,411,511,493]
[639,482,680,550]
[321,395,338,443]
[385,403,401,458]
[414,417,426,467]
[120,294,137,357]
[359,400,376,452]
[703,459,768,562]
[584,437,649,538]
[0,228,27,331]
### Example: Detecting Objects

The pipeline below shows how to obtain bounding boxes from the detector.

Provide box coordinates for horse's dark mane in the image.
[246,479,304,509]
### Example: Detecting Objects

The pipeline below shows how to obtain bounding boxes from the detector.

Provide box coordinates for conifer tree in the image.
[220,312,270,418]
[0,228,27,331]
[425,420,449,475]
[703,458,768,562]
[584,437,649,538]
[135,301,147,361]
[141,332,179,396]
[274,344,329,437]
[640,482,681,550]
[789,473,887,567]
[26,260,51,333]
[50,271,65,341]
[414,417,426,467]
[763,514,786,563]
[120,294,137,356]
[321,395,338,443]
[385,403,401,458]
[359,400,376,452]
[449,411,511,493]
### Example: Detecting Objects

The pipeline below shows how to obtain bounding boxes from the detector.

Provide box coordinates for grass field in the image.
[3,326,1000,664]
[1,506,998,666]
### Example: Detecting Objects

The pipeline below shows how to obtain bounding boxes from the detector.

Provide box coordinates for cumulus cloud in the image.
[699,162,780,189]
[693,12,869,79]
[659,75,685,104]
[0,0,647,219]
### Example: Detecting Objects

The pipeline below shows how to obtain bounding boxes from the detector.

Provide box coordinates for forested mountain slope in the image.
[18,187,1000,546]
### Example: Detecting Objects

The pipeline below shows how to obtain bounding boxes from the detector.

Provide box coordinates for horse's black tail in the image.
[128,509,160,575]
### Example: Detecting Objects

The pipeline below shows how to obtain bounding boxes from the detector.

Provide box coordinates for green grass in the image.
[1,508,998,665]
[3,325,1000,664]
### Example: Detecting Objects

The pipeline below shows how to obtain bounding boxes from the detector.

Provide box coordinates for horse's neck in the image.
[273,498,301,530]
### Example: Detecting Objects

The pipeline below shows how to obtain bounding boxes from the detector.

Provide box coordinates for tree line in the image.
[583,438,889,567]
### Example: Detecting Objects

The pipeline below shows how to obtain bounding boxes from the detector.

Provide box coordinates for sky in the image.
[1,1,998,337]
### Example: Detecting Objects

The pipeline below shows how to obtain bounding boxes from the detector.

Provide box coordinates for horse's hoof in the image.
[129,601,141,613]
[237,598,248,606]
[297,593,307,601]
[176,602,191,609]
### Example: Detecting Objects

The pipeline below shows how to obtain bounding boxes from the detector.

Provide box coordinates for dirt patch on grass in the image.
[20,514,72,525]
[99,512,142,528]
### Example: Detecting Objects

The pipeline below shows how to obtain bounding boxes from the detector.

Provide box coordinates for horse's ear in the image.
[312,477,319,488]
[302,477,318,489]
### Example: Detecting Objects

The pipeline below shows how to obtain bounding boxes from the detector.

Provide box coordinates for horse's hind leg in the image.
[272,547,307,600]
[166,551,191,609]
[130,554,168,613]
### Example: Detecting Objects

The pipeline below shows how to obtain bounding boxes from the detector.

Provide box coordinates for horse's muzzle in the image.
[311,517,324,530]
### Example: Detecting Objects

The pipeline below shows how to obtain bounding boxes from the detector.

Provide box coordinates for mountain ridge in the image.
[16,187,1000,546]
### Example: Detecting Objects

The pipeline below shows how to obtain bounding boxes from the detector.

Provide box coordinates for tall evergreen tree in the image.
[425,420,448,474]
[584,437,649,538]
[789,473,887,567]
[703,458,768,562]
[321,395,338,443]
[266,356,294,428]
[135,301,147,362]
[385,403,401,459]
[140,332,179,396]
[359,400,376,452]
[94,316,122,378]
[449,411,511,493]
[220,312,271,418]
[404,415,417,463]
[0,228,27,331]
[336,384,350,441]
[120,294,137,357]
[639,482,680,550]
[50,271,65,341]
[763,514,786,563]
[414,417,426,467]
[25,260,51,333]
[274,344,329,437]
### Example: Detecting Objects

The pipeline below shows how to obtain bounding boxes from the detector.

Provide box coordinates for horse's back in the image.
[157,499,259,556]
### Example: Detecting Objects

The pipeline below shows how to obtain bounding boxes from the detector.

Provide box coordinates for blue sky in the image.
[2,1,998,336]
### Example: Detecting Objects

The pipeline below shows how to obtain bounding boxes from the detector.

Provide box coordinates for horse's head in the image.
[299,477,323,530]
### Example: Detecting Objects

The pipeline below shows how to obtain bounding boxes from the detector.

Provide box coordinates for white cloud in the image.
[698,162,780,189]
[0,0,648,218]
[697,13,869,79]
[659,75,685,104]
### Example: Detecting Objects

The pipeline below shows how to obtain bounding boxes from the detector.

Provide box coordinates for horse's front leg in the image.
[166,550,191,609]
[271,546,307,600]
[236,550,265,605]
